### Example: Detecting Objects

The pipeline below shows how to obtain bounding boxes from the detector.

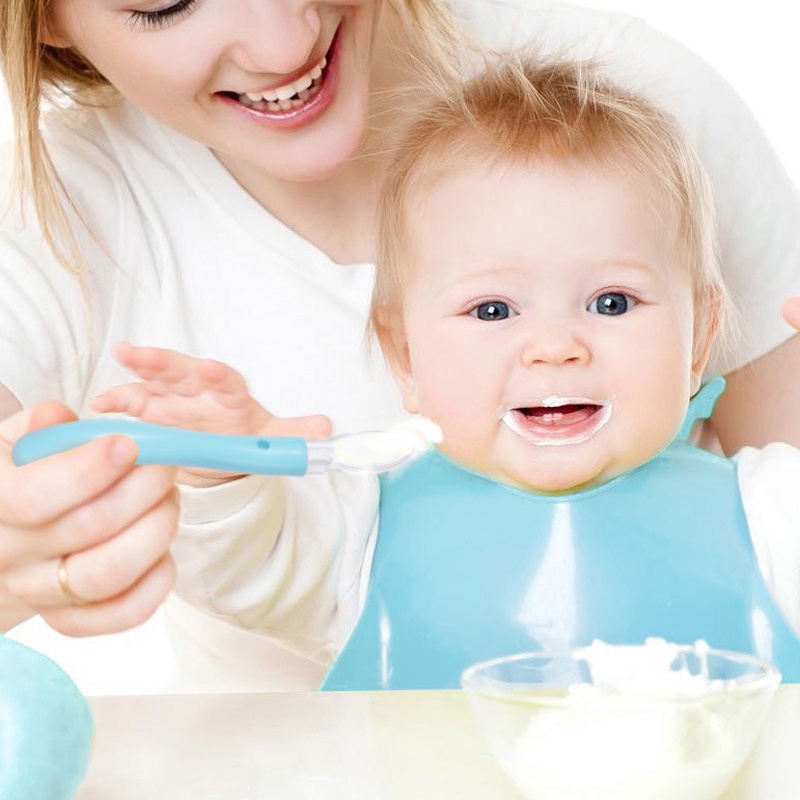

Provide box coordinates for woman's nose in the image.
[519,320,591,367]
[224,0,322,75]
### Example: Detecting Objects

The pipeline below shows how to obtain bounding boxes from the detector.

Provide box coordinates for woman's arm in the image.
[736,440,800,635]
[713,301,800,452]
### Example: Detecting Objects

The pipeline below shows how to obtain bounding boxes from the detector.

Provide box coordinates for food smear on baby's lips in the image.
[504,639,751,800]
[330,416,442,472]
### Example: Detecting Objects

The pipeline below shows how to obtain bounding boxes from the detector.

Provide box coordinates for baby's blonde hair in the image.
[0,0,461,275]
[372,54,730,366]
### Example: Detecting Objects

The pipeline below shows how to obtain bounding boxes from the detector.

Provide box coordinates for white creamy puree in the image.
[501,639,751,800]
[331,416,443,472]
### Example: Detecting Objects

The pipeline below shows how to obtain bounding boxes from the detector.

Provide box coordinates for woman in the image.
[1,0,798,688]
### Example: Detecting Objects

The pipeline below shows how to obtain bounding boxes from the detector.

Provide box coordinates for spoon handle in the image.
[12,419,310,476]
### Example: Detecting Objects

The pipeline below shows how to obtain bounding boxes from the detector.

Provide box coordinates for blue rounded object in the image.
[0,636,94,799]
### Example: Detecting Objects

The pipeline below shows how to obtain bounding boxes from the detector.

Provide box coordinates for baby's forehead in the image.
[412,147,673,196]
[403,155,690,259]
[400,165,693,299]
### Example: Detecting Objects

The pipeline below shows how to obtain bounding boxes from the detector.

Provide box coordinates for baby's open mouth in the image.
[502,399,612,446]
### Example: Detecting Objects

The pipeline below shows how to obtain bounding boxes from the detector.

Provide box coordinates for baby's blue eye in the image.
[470,301,513,321]
[588,292,634,316]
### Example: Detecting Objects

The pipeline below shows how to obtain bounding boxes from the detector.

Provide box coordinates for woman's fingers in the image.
[0,400,76,452]
[66,484,179,603]
[782,296,800,329]
[40,554,177,637]
[3,463,177,565]
[5,480,179,607]
[22,400,78,435]
[1,434,139,527]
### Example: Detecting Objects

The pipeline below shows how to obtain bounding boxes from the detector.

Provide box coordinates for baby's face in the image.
[393,159,706,494]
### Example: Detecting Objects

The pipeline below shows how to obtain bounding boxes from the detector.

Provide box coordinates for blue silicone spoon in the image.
[12,418,424,475]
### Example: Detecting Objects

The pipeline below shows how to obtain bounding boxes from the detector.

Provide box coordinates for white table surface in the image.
[76,686,800,799]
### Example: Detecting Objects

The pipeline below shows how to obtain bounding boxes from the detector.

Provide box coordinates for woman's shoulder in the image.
[0,101,176,302]
[41,100,174,194]
[33,100,210,263]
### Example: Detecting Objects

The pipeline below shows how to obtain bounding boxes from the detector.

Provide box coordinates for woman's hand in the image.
[0,401,179,636]
[783,296,800,329]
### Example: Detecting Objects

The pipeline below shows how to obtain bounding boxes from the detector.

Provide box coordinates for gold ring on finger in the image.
[57,555,87,606]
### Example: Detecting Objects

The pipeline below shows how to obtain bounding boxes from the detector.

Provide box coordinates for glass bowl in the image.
[461,640,780,800]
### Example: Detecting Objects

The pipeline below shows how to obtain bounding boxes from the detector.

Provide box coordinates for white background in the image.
[3,0,799,693]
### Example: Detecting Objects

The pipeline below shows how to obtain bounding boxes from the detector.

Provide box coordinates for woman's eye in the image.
[588,292,636,316]
[128,0,197,30]
[469,301,514,321]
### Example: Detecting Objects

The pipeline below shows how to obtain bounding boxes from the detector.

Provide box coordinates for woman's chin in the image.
[274,119,367,182]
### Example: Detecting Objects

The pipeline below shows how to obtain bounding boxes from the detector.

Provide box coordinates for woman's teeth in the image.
[237,56,327,111]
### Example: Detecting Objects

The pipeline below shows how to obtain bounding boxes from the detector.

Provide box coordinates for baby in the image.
[95,56,800,689]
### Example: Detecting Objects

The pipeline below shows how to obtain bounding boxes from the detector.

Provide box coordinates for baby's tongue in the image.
[524,404,597,426]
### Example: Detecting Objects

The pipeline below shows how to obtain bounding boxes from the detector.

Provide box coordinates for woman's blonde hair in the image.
[373,53,732,366]
[0,0,114,274]
[0,0,462,274]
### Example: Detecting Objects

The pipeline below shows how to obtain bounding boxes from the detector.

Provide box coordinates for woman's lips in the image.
[217,26,341,129]
[501,400,612,446]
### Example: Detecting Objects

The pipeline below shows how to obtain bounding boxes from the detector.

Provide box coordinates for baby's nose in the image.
[519,320,591,366]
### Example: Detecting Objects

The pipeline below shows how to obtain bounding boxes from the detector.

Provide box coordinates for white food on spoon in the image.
[331,417,443,472]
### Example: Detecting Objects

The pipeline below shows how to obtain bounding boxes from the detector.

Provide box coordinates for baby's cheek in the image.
[436,422,497,475]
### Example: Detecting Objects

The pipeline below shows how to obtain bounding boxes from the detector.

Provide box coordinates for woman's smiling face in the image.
[45,0,386,181]
[391,158,712,494]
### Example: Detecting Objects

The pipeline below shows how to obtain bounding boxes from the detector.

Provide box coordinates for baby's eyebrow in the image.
[595,258,660,277]
[445,263,532,284]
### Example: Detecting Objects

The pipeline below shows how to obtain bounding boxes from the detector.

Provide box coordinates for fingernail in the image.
[109,436,139,469]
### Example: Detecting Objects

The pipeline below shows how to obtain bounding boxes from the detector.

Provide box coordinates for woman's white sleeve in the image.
[737,443,800,635]
[0,123,157,412]
[0,193,94,410]
[172,471,380,652]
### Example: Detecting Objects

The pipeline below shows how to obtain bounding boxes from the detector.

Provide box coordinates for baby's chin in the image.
[500,467,614,496]
[451,449,628,497]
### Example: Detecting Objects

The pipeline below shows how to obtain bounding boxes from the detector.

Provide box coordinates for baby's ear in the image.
[371,306,420,414]
[690,285,724,394]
